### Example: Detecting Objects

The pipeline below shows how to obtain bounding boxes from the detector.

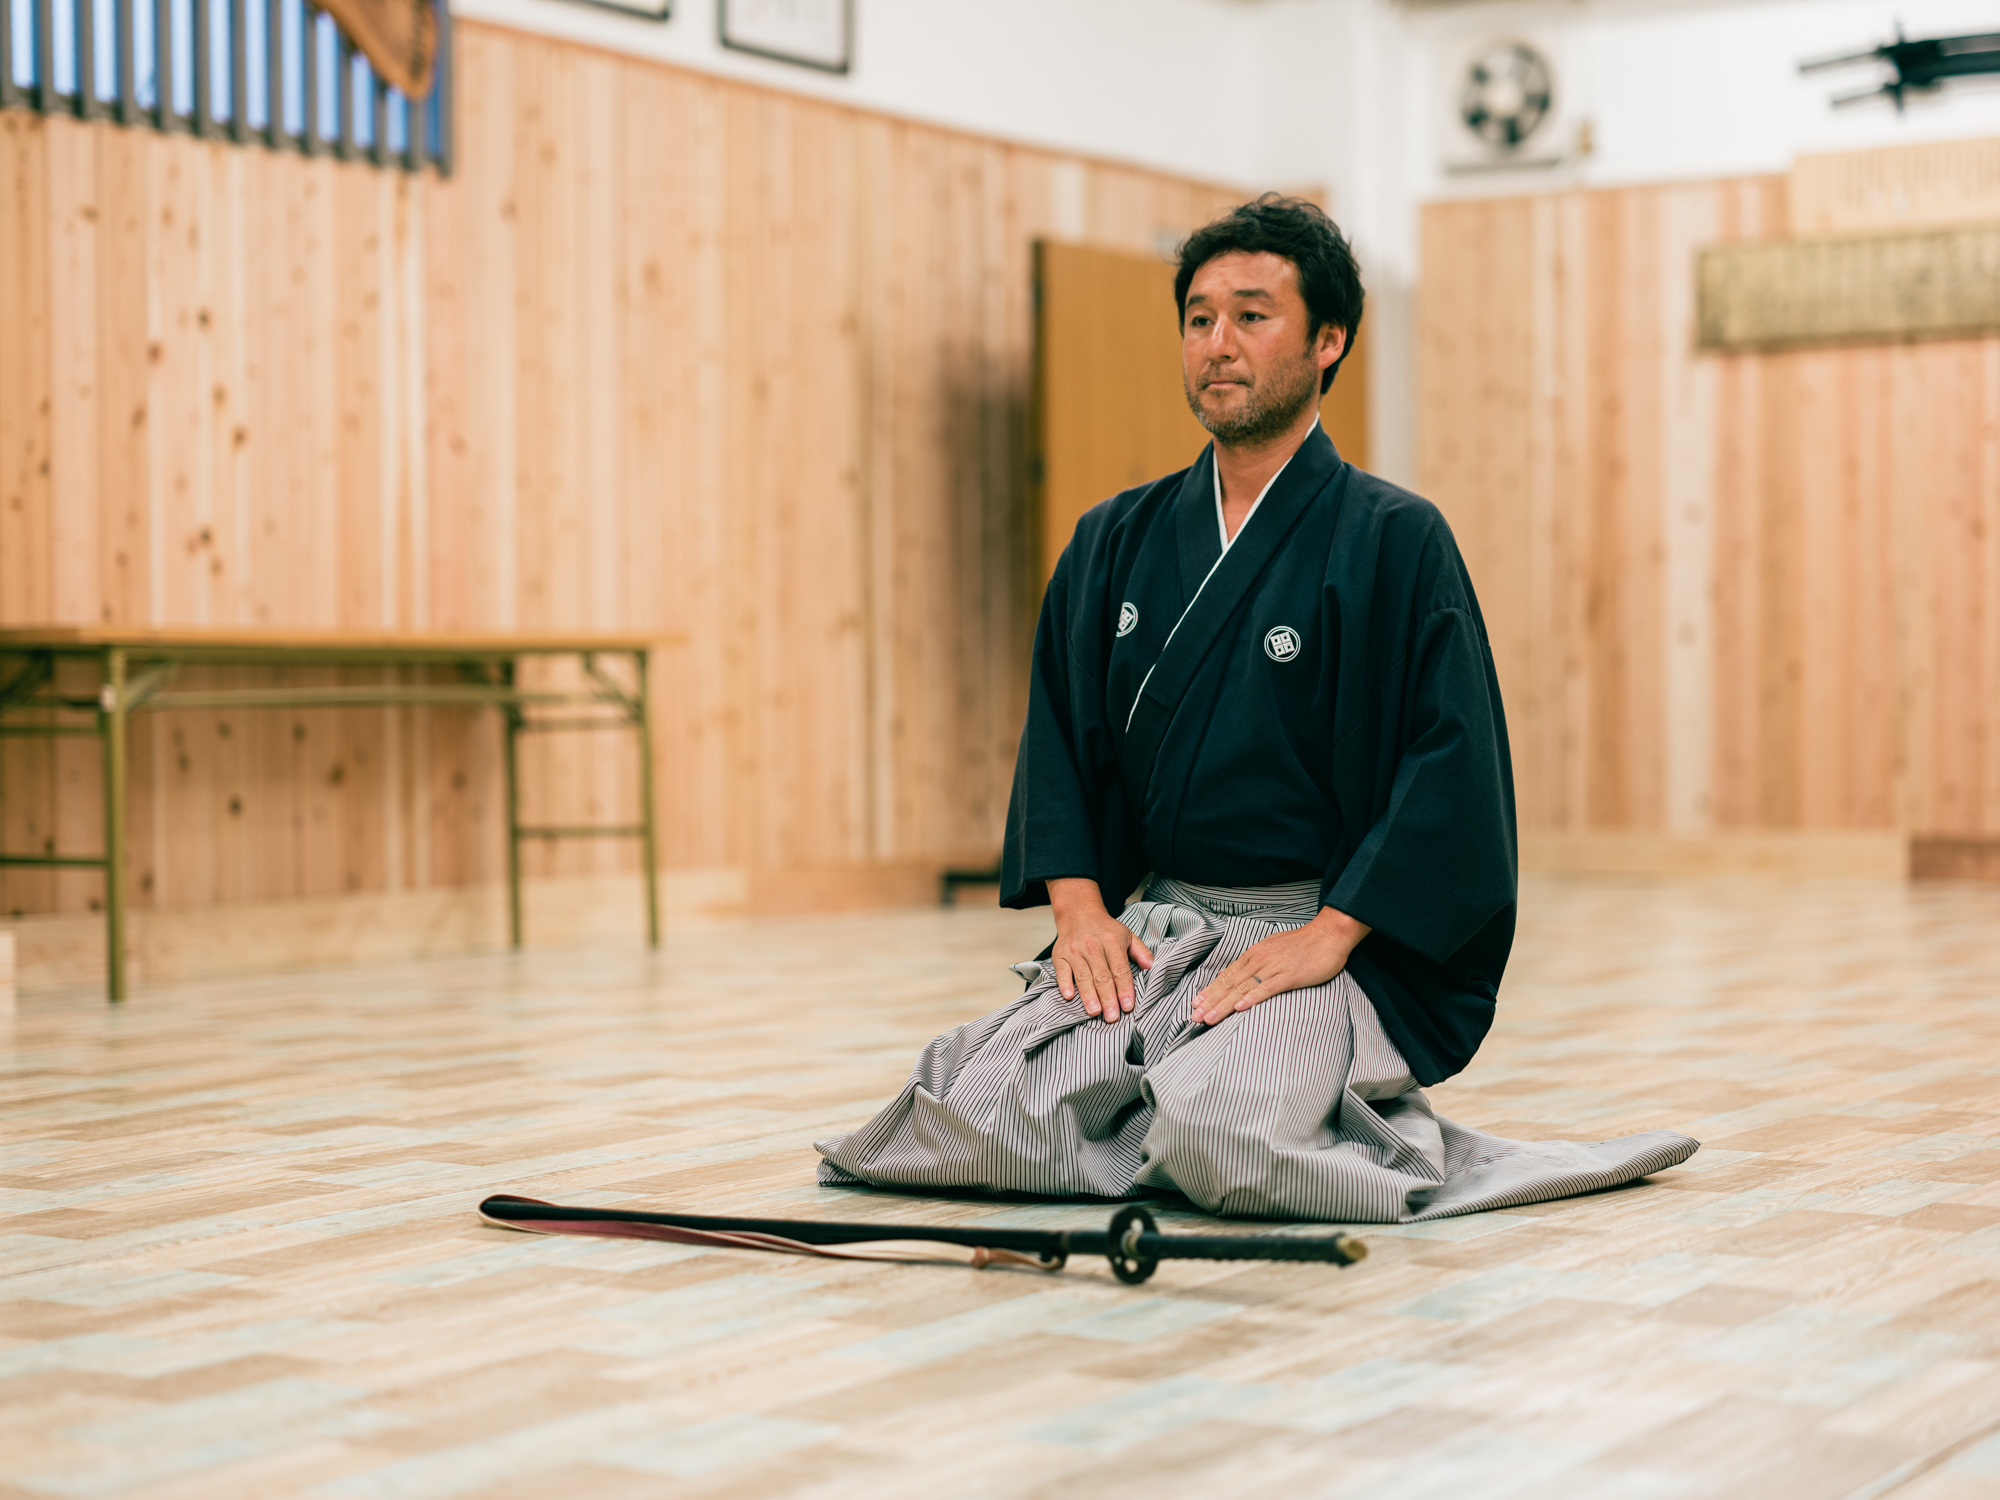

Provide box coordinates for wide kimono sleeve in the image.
[999,548,1105,910]
[1323,602,1516,956]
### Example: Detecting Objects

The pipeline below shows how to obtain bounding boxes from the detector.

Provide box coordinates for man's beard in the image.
[1184,352,1321,445]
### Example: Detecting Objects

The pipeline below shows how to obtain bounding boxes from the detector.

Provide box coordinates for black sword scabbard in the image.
[478,1194,1368,1285]
[479,1194,1070,1255]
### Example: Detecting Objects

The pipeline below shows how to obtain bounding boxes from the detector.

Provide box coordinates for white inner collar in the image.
[1212,420,1317,552]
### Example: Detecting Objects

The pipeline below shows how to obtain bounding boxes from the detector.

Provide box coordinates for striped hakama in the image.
[816,879,1698,1222]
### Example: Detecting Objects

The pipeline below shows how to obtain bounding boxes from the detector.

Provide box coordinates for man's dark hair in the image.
[1174,194,1363,394]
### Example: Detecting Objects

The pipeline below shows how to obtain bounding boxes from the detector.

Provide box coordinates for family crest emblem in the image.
[1264,625,1302,662]
[1117,601,1139,638]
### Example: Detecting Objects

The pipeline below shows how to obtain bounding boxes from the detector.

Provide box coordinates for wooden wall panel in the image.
[0,24,1242,920]
[1422,144,2000,846]
[1791,135,2000,233]
[1035,242,1208,584]
[1418,195,1538,821]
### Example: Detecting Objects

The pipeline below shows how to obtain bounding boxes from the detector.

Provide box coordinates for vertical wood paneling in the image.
[0,24,1245,919]
[1419,196,1536,818]
[1423,151,2000,846]
[3,114,56,917]
[47,120,101,629]
[1655,185,1719,833]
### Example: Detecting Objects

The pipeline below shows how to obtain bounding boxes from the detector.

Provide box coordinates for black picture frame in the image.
[563,0,672,22]
[719,0,852,75]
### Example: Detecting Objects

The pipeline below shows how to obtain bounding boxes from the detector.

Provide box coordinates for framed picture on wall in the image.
[719,0,852,74]
[570,0,671,18]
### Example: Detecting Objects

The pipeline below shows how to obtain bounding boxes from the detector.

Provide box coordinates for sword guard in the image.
[1106,1204,1160,1284]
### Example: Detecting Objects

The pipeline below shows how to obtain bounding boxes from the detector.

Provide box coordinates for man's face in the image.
[1181,251,1345,446]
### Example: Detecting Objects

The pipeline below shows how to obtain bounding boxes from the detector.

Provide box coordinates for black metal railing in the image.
[0,0,450,173]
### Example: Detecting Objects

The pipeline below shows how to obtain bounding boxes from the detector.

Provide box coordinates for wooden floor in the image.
[5,875,2000,1500]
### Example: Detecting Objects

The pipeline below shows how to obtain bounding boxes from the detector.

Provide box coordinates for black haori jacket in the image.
[1000,425,1517,1085]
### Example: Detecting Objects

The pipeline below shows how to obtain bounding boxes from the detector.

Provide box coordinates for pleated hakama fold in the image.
[815,879,1697,1223]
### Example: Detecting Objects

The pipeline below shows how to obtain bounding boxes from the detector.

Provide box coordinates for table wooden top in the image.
[0,626,685,658]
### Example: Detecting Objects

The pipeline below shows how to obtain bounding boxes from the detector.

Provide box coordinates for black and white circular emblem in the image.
[1264,625,1302,662]
[1116,601,1139,638]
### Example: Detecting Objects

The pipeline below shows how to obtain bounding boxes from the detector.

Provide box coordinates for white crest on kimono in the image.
[1264,626,1302,662]
[1117,601,1139,637]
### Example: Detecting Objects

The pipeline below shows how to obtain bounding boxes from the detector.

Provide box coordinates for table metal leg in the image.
[502,659,523,949]
[635,649,660,948]
[101,647,128,1002]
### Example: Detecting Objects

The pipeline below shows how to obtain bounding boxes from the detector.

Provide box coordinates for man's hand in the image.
[1192,906,1371,1026]
[1048,878,1154,1023]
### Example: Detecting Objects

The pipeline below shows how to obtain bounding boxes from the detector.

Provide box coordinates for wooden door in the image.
[1032,239,1369,582]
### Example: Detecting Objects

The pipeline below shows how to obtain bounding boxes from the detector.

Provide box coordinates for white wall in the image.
[1237,0,2000,234]
[450,0,1262,186]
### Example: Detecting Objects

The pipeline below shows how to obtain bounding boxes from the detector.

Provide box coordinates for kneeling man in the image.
[818,196,1695,1221]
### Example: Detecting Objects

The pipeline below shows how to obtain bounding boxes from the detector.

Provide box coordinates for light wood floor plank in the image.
[4,875,2000,1497]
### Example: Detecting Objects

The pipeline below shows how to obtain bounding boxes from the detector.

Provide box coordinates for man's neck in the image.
[1215,406,1320,540]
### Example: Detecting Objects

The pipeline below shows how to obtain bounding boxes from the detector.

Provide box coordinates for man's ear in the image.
[1317,323,1347,374]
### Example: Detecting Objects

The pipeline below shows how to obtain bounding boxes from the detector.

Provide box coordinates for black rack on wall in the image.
[0,0,451,173]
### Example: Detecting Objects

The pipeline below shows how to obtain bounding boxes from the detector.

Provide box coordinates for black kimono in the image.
[1000,424,1515,1086]
[818,425,1695,1214]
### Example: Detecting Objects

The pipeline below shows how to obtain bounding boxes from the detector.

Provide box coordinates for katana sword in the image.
[479,1195,1367,1285]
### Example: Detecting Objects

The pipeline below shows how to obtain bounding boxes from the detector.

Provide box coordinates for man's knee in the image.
[1134,1032,1257,1193]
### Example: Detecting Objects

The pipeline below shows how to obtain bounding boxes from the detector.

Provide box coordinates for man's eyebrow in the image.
[1185,287,1277,305]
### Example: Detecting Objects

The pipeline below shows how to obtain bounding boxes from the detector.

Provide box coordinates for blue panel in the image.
[206,0,226,119]
[348,45,368,145]
[51,0,74,93]
[313,6,335,138]
[134,0,156,105]
[278,0,300,134]
[169,0,192,113]
[0,0,441,172]
[242,0,262,126]
[92,0,114,101]
[10,0,34,88]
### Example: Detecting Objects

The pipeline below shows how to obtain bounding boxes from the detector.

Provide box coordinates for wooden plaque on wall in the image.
[1697,224,2000,351]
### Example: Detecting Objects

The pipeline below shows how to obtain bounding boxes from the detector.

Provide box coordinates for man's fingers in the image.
[1195,948,1258,1011]
[1087,950,1118,1018]
[1107,944,1135,1011]
[1231,973,1275,1013]
[1202,977,1251,1023]
[1052,954,1076,1002]
[1068,944,1106,1016]
[1210,950,1259,994]
[1196,945,1280,1023]
[1129,935,1155,971]
[1071,957,1101,1015]
[1203,977,1268,1024]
